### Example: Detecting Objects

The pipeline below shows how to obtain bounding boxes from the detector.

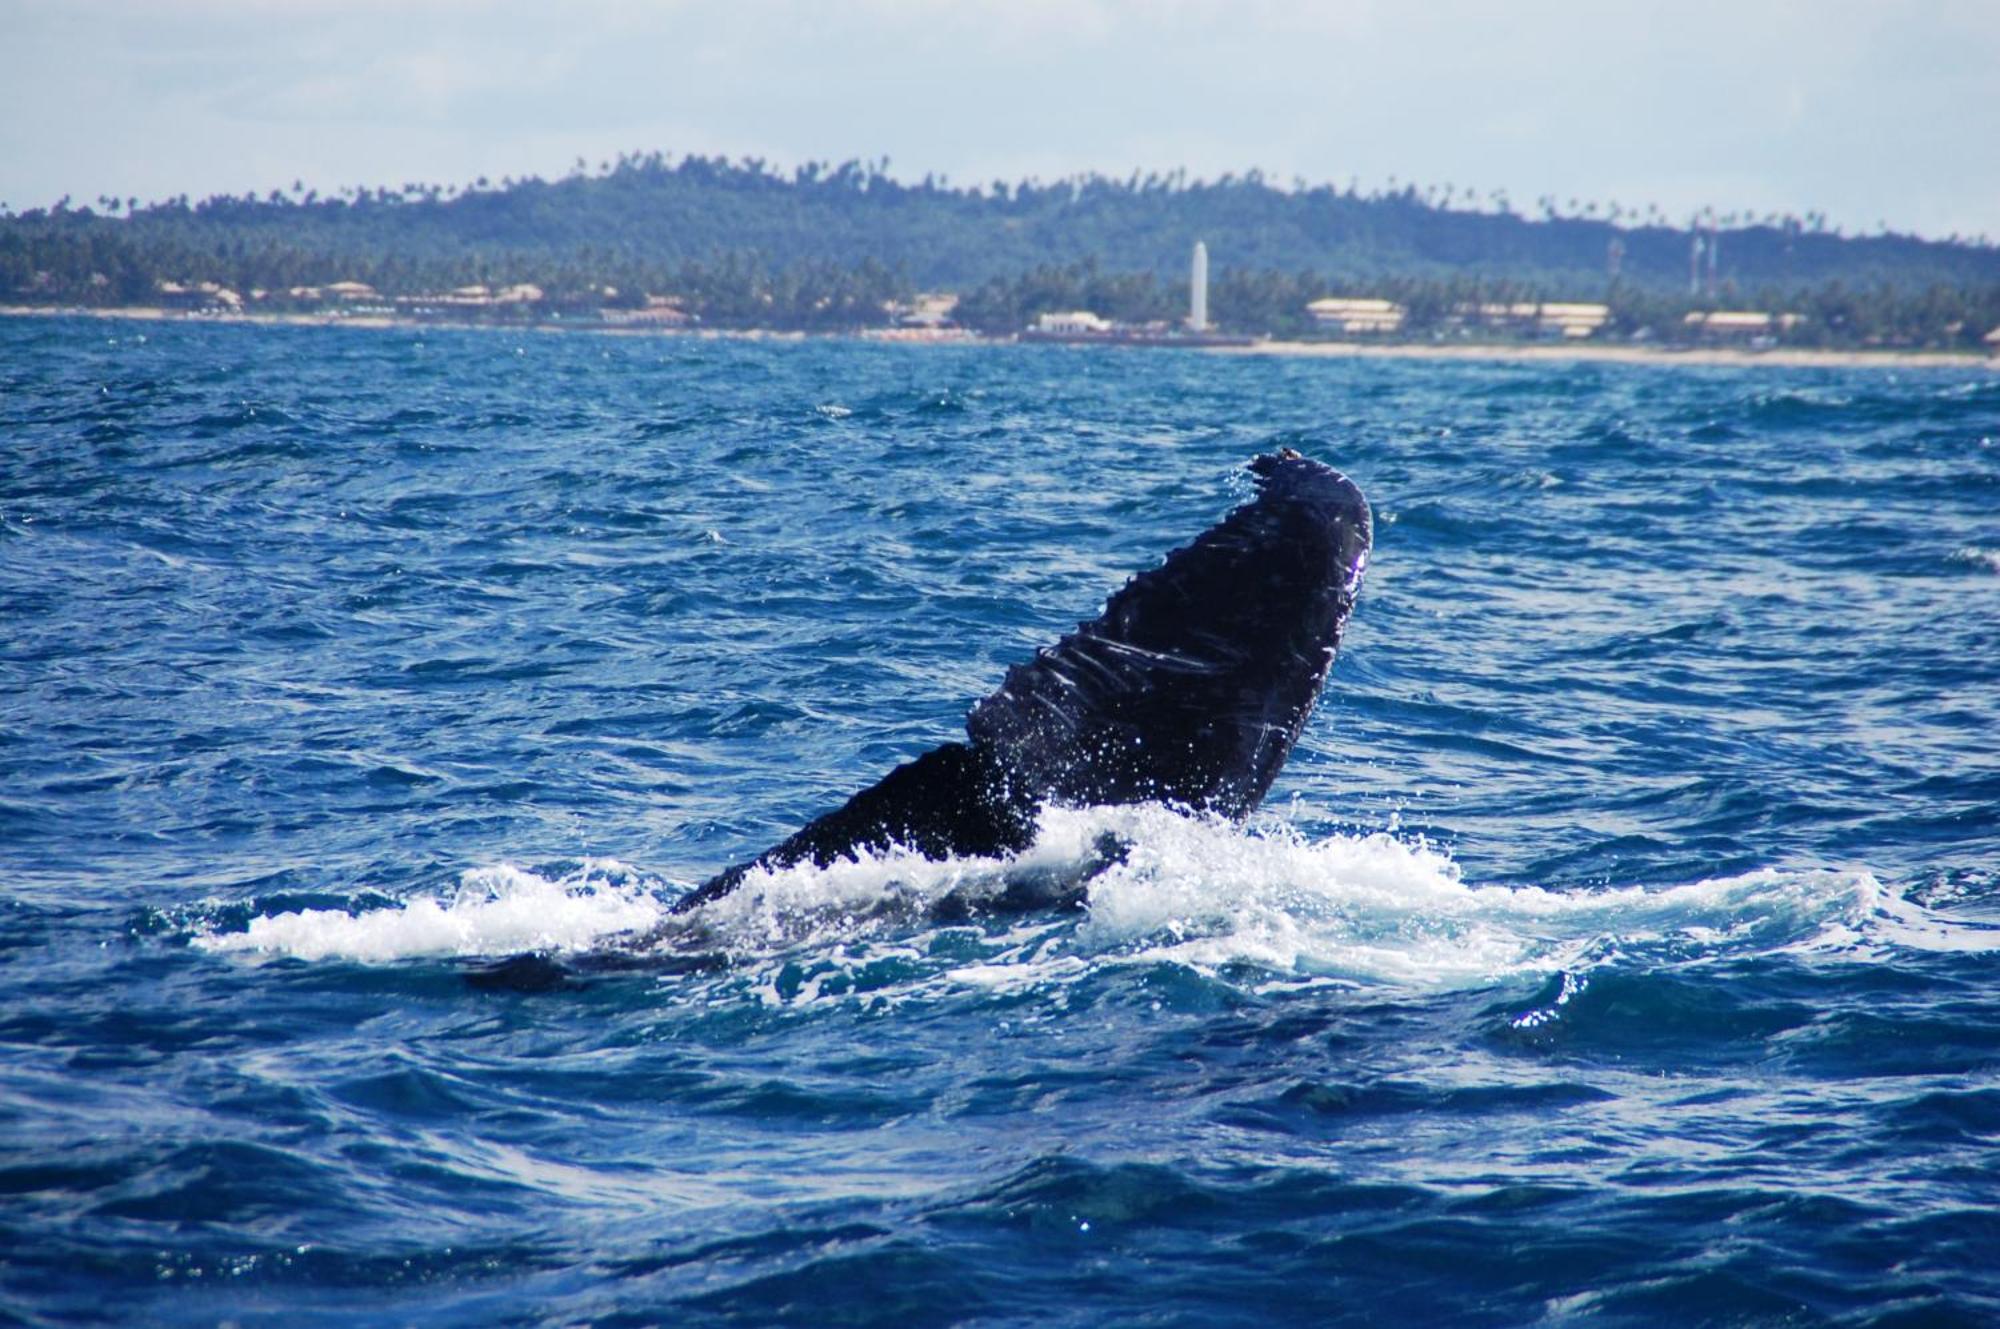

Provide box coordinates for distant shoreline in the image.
[1223,338,1995,371]
[5,303,1993,372]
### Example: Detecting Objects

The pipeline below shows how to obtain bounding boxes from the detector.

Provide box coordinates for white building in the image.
[1306,297,1405,335]
[1035,310,1114,335]
[1683,310,1803,341]
[894,293,960,328]
[1460,302,1611,339]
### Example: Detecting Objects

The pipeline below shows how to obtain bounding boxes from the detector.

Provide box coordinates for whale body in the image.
[671,448,1372,913]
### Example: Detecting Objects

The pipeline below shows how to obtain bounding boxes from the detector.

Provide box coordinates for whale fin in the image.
[966,450,1371,819]
[669,451,1371,915]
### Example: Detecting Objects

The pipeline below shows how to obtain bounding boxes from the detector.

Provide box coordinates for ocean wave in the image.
[1947,545,2000,575]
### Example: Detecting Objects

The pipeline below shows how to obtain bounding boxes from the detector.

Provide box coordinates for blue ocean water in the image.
[3,316,1998,1326]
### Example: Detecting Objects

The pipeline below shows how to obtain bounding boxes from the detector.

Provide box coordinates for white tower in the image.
[1189,240,1209,332]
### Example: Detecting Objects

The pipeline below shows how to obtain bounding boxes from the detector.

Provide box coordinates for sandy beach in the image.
[5,303,1992,371]
[1225,337,1996,371]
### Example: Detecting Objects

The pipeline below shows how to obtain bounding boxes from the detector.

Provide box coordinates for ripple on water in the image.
[3,321,1999,1325]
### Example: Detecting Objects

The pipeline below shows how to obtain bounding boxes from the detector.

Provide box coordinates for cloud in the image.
[0,0,1994,237]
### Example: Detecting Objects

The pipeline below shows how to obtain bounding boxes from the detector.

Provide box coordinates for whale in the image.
[471,449,1369,988]
[673,447,1372,911]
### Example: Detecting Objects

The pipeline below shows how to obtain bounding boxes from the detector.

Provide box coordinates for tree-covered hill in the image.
[6,152,1999,308]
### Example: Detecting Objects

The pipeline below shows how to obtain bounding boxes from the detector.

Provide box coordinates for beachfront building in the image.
[1306,297,1405,336]
[402,283,547,311]
[1456,302,1610,339]
[1034,310,1114,336]
[156,279,243,312]
[1529,302,1610,338]
[866,292,974,342]
[603,295,691,329]
[1683,310,1803,343]
[893,293,960,329]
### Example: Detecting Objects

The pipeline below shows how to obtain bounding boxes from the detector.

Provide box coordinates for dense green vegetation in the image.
[3,152,1997,347]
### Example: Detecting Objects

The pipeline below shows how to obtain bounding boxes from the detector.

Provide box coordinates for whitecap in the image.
[192,859,672,963]
[1947,545,2000,574]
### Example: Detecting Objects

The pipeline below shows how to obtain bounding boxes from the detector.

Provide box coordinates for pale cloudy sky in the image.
[3,0,1996,240]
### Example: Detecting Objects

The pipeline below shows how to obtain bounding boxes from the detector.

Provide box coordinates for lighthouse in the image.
[1189,240,1209,332]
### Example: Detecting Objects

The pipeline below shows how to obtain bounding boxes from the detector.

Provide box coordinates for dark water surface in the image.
[3,317,1998,1326]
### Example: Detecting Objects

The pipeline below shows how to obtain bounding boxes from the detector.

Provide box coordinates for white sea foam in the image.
[1015,806,1996,987]
[191,806,1999,987]
[1947,545,2000,574]
[192,859,672,963]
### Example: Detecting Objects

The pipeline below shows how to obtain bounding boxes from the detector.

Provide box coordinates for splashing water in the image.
[192,859,675,963]
[191,806,1993,999]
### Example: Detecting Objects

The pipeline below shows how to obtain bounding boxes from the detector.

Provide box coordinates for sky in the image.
[3,0,1996,242]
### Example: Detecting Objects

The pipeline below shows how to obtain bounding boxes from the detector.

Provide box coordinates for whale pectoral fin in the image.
[670,741,1037,913]
[966,452,1371,818]
[667,452,1373,920]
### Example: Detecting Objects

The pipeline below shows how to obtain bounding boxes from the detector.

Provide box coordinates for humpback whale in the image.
[674,448,1371,912]
[471,449,1368,988]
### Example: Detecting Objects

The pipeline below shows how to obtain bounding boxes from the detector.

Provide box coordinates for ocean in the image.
[3,316,1997,1326]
